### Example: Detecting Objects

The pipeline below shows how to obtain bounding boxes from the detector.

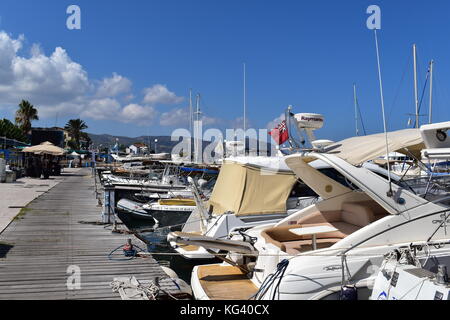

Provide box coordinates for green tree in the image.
[0,119,27,142]
[80,132,92,150]
[65,119,88,150]
[15,100,39,135]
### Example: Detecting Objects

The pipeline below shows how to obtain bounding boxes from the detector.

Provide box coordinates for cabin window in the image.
[290,181,317,197]
[318,168,360,190]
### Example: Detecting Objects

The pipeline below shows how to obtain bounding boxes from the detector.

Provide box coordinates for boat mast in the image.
[413,44,419,128]
[194,94,202,164]
[195,94,201,124]
[429,60,434,124]
[243,63,247,153]
[189,88,193,134]
[353,84,359,136]
[373,29,393,196]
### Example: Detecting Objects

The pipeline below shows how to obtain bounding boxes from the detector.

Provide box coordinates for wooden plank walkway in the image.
[0,168,179,300]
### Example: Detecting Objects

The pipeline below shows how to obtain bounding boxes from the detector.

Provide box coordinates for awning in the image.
[22,141,66,156]
[324,129,424,165]
[208,161,297,216]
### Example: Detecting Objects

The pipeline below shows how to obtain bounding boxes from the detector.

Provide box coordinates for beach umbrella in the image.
[23,141,66,156]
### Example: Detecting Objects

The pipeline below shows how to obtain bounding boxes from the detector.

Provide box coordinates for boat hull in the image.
[117,198,194,229]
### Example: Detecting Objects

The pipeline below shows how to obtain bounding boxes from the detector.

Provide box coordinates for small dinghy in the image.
[117,198,196,229]
[117,198,156,222]
[142,200,196,229]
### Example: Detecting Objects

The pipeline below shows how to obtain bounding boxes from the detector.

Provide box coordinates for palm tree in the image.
[15,100,39,135]
[65,119,88,150]
[0,119,27,142]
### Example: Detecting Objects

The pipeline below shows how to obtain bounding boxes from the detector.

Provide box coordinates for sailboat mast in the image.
[243,63,246,132]
[429,60,434,124]
[373,29,393,196]
[243,63,247,155]
[193,94,202,164]
[189,89,193,134]
[413,44,419,128]
[196,93,201,121]
[353,84,359,136]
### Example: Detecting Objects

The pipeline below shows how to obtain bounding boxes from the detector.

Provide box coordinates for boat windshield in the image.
[397,174,450,205]
[201,177,217,191]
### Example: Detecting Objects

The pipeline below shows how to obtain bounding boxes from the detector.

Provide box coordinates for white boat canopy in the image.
[208,160,297,216]
[323,128,425,165]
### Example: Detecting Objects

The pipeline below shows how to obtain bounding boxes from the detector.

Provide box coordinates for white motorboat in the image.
[189,122,450,300]
[167,156,321,259]
[102,164,188,191]
[167,112,331,260]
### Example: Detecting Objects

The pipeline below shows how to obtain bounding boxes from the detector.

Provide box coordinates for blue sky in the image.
[0,0,449,141]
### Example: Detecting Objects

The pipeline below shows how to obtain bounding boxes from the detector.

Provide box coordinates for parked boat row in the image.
[95,112,450,300]
[170,120,450,300]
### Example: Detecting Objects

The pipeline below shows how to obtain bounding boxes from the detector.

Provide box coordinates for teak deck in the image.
[197,265,258,300]
[0,168,178,300]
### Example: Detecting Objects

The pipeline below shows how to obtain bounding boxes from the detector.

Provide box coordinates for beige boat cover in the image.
[324,129,424,165]
[22,141,66,156]
[208,161,297,216]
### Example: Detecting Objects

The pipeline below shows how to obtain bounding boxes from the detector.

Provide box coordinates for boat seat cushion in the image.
[261,202,383,253]
[261,222,356,252]
[342,202,375,226]
[283,238,341,255]
[296,210,342,225]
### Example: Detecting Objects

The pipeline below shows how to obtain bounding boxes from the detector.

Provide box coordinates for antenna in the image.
[413,44,419,129]
[353,84,359,136]
[373,29,393,197]
[429,60,434,124]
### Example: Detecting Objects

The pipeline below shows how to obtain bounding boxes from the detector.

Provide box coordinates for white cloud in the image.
[159,107,221,127]
[143,84,184,105]
[0,32,23,82]
[81,98,121,120]
[229,116,252,130]
[120,103,158,125]
[266,113,285,130]
[160,108,189,126]
[0,31,90,116]
[0,31,182,128]
[202,115,219,126]
[96,73,132,98]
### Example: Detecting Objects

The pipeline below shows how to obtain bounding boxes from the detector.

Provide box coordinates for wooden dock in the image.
[0,168,179,300]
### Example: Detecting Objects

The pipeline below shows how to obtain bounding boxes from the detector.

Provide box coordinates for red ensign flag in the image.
[269,120,289,145]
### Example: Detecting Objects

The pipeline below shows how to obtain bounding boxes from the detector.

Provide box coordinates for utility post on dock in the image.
[102,184,116,224]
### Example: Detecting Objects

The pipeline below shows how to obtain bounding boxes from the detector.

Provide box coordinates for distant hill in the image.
[88,133,274,155]
[87,133,179,153]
